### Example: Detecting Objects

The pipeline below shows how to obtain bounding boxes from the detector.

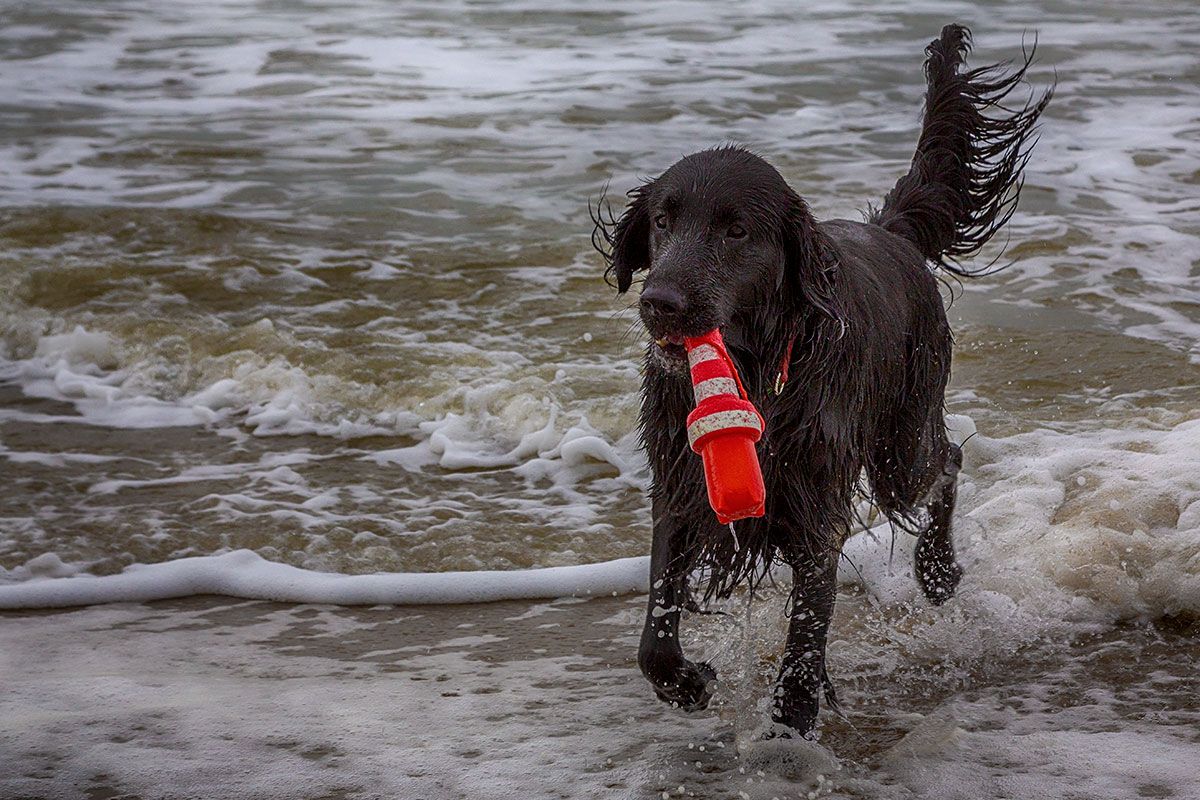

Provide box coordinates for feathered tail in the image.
[872,24,1052,275]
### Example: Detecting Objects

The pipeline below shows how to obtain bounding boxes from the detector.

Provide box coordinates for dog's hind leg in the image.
[637,497,716,712]
[914,441,963,604]
[871,402,964,605]
[771,553,838,738]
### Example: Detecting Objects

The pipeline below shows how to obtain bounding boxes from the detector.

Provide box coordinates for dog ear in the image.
[606,182,654,294]
[781,193,840,320]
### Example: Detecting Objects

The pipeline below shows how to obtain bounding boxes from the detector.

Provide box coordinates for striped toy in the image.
[683,329,766,523]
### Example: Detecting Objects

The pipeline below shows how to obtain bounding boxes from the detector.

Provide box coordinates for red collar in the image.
[772,335,797,395]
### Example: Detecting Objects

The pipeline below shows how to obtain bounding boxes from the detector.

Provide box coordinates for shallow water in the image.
[2,594,1197,800]
[1,0,1199,797]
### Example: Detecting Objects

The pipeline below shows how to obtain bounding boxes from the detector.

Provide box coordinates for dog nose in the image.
[640,285,687,319]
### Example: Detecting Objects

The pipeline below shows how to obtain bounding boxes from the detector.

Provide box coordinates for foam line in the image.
[0,550,651,609]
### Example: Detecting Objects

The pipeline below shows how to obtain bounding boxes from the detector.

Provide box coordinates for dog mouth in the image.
[653,334,688,360]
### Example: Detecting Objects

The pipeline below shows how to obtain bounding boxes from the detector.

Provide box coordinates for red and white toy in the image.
[683,329,766,523]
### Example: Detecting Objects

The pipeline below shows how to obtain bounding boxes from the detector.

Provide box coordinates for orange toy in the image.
[683,329,766,523]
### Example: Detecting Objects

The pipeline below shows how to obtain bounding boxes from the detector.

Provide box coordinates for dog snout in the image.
[639,285,688,325]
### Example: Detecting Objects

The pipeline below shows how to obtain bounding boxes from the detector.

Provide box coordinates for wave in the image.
[0,549,651,609]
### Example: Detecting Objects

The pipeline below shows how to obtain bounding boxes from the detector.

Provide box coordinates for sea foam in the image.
[0,549,650,609]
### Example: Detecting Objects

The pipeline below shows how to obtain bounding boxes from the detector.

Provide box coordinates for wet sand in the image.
[3,593,1197,800]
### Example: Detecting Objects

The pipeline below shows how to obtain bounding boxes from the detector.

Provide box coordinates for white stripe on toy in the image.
[686,343,721,369]
[693,377,739,404]
[686,408,763,450]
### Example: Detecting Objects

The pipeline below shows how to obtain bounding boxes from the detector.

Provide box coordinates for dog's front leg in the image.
[637,497,716,712]
[771,554,838,737]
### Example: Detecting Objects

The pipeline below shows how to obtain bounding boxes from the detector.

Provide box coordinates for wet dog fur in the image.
[594,24,1051,736]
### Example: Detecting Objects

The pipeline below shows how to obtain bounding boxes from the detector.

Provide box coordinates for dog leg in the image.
[771,554,837,737]
[637,499,716,712]
[914,442,963,604]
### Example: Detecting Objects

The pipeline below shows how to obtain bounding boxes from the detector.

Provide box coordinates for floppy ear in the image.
[781,192,840,320]
[606,182,654,294]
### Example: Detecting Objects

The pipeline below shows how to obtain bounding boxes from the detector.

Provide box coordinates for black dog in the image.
[594,25,1050,737]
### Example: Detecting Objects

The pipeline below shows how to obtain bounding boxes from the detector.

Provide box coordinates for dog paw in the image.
[768,705,818,741]
[917,556,962,605]
[759,721,814,741]
[651,660,717,712]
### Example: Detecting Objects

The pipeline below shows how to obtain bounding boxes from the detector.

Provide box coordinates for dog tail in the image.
[872,24,1052,275]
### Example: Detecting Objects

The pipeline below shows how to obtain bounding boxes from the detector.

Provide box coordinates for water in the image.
[1,0,1198,797]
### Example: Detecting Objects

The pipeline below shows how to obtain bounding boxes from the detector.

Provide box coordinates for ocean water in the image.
[1,0,1198,798]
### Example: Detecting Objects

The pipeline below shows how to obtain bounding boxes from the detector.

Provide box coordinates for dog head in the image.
[600,146,838,370]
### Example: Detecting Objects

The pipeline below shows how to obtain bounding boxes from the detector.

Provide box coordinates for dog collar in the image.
[771,335,798,395]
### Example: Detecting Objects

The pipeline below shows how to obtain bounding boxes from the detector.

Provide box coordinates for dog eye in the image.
[653,214,668,230]
[727,224,747,240]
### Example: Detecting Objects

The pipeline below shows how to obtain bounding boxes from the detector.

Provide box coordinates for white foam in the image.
[838,522,921,606]
[735,730,840,786]
[835,416,1200,630]
[33,326,119,369]
[0,549,650,609]
[17,355,221,429]
[876,696,1200,800]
